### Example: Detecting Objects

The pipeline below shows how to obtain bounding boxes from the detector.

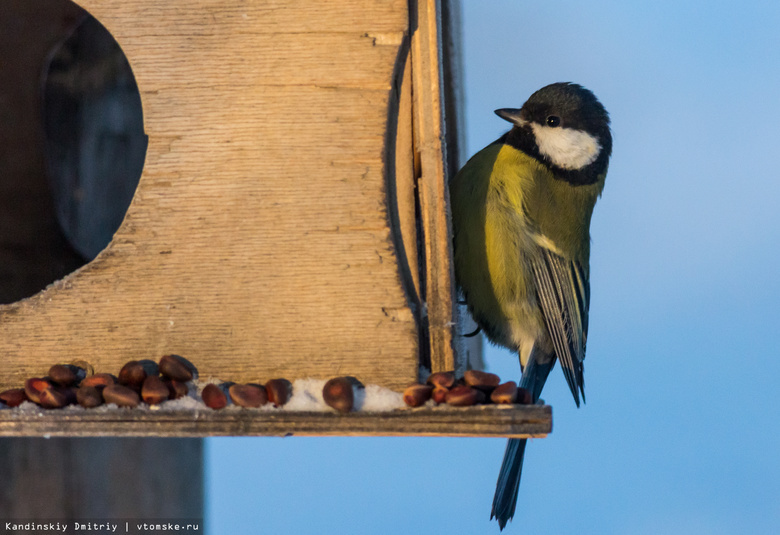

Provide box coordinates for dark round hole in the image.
[0,1,146,304]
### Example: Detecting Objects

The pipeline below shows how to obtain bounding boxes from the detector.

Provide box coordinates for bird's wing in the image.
[529,247,589,406]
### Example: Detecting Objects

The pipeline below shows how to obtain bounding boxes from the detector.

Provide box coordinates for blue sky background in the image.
[207,1,780,532]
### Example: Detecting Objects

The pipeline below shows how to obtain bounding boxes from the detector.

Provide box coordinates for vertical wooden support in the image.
[410,0,459,374]
[436,0,483,370]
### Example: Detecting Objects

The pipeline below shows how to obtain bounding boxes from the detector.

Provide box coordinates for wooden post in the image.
[410,0,459,375]
[0,439,203,522]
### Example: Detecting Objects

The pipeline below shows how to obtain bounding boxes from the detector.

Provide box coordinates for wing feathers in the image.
[530,248,589,406]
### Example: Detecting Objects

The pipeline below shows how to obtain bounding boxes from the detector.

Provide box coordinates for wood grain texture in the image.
[0,405,551,438]
[410,0,458,374]
[0,0,423,392]
[85,0,409,36]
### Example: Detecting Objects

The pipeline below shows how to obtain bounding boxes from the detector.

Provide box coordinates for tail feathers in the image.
[491,355,554,530]
[491,438,527,530]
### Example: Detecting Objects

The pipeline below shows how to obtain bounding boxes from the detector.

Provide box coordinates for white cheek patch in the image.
[529,123,602,170]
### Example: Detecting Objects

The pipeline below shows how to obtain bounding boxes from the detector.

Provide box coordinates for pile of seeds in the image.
[0,356,372,413]
[0,355,199,410]
[1,358,530,413]
[403,370,532,407]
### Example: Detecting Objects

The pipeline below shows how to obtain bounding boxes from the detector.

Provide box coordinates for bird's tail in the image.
[491,438,527,530]
[491,355,554,530]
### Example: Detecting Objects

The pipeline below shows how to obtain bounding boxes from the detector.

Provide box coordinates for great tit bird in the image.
[449,82,612,530]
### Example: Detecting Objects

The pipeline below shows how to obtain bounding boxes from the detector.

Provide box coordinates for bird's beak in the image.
[495,108,526,126]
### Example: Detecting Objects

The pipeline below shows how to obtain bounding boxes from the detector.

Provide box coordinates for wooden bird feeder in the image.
[0,0,551,438]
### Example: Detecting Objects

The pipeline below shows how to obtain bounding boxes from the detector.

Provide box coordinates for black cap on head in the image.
[522,83,611,148]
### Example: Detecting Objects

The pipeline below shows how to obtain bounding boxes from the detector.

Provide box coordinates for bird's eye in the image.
[546,115,561,127]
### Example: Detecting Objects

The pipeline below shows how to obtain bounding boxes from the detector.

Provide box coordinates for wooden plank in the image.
[0,405,551,438]
[410,0,458,374]
[80,0,409,36]
[438,0,483,369]
[125,33,404,91]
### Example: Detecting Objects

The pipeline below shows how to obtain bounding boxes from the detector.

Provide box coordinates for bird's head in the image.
[496,82,612,184]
